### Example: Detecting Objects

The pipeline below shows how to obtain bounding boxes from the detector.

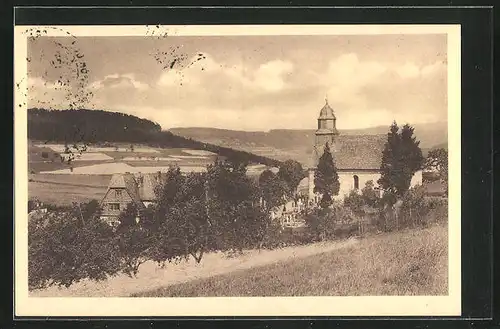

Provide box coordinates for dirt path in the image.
[30,238,359,297]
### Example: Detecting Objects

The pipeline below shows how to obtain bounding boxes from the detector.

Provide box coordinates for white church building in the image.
[298,99,422,202]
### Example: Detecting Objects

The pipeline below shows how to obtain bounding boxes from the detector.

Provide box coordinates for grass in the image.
[133,223,447,297]
[29,173,111,187]
[28,174,111,205]
[29,181,107,206]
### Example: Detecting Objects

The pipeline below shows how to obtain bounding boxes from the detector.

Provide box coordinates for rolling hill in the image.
[169,122,448,161]
[27,109,282,167]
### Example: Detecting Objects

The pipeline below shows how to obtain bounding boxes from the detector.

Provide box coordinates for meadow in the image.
[30,222,447,297]
[133,223,447,297]
[28,181,108,206]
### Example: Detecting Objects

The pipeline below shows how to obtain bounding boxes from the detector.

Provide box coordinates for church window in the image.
[353,175,359,190]
[115,189,122,197]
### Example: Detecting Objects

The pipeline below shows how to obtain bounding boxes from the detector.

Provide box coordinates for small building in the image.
[99,172,164,225]
[299,98,423,202]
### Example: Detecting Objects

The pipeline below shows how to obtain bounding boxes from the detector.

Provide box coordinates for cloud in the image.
[27,76,73,109]
[90,73,149,91]
[27,49,447,130]
[156,53,294,94]
[396,62,421,79]
[253,60,294,92]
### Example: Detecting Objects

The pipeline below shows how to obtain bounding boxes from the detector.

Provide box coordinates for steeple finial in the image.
[325,94,328,104]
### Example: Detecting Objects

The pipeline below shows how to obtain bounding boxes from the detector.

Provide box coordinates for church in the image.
[298,99,423,202]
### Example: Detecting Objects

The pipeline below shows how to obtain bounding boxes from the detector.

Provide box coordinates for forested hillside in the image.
[27,108,282,167]
[170,122,448,151]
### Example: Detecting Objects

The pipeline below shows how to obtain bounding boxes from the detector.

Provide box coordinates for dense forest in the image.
[28,108,282,167]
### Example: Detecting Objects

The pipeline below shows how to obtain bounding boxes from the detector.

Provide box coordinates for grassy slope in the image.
[28,174,111,205]
[133,223,447,297]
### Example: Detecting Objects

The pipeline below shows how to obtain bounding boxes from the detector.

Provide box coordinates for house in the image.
[298,98,423,202]
[99,172,164,225]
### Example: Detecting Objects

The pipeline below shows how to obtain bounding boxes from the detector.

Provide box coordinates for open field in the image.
[29,173,111,187]
[134,223,447,297]
[29,174,111,205]
[30,223,447,297]
[28,181,107,206]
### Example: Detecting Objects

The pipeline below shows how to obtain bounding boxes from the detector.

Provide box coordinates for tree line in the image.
[28,108,282,168]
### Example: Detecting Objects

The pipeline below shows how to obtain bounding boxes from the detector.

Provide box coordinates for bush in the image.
[259,222,314,249]
[304,207,337,241]
[400,185,431,227]
[28,210,121,290]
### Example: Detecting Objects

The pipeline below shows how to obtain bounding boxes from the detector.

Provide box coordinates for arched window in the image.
[353,175,359,190]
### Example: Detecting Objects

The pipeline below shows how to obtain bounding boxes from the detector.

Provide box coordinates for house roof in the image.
[307,134,387,170]
[105,173,146,210]
[137,172,164,201]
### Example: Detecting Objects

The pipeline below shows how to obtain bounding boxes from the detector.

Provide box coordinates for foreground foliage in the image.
[28,159,274,290]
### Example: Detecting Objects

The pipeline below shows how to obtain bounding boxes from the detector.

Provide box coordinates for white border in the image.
[14,24,461,317]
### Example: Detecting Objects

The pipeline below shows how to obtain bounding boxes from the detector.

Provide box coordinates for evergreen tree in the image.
[378,121,424,198]
[314,143,340,208]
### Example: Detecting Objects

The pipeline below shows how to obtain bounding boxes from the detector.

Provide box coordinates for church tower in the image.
[313,97,339,167]
[307,98,339,203]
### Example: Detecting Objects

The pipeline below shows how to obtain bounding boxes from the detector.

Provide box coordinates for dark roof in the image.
[306,134,386,170]
[106,173,145,210]
[335,134,386,170]
[137,172,165,201]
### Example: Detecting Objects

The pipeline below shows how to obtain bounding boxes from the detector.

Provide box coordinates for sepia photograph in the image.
[14,24,461,317]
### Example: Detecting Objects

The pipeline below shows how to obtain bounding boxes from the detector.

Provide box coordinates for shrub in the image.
[400,185,431,228]
[28,198,41,213]
[28,210,121,290]
[304,207,337,241]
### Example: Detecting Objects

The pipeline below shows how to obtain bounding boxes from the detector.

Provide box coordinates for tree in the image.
[149,168,213,265]
[378,122,424,198]
[154,166,185,222]
[425,148,448,193]
[277,160,306,196]
[400,124,424,192]
[205,159,268,253]
[304,207,337,241]
[400,185,430,227]
[115,203,152,277]
[28,210,121,290]
[361,180,380,208]
[314,143,340,208]
[258,169,288,210]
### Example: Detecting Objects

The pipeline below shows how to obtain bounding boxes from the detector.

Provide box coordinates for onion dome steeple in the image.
[318,96,336,120]
[316,96,338,134]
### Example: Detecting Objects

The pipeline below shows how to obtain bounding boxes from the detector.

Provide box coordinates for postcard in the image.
[14,24,461,317]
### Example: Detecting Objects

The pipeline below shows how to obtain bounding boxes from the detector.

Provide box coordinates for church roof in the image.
[335,134,386,170]
[318,100,336,120]
[306,134,387,170]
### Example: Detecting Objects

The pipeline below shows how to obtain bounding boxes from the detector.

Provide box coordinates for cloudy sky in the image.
[27,33,447,131]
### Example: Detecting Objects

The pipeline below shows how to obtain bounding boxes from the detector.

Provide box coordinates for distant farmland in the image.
[27,142,277,206]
